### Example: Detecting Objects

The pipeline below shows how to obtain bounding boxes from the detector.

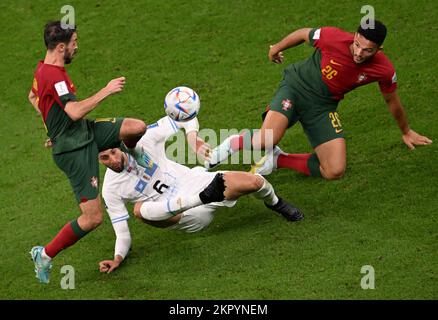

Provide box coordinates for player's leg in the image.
[30,143,101,283]
[222,172,303,221]
[93,117,148,167]
[77,197,104,231]
[131,172,259,222]
[168,205,216,233]
[133,204,215,233]
[251,110,289,150]
[206,79,296,169]
[133,203,181,228]
[93,117,146,151]
[118,118,147,148]
[261,109,346,179]
[198,171,303,221]
[220,171,267,200]
[314,138,346,180]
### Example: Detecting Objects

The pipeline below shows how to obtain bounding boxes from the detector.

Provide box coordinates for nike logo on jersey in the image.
[330,59,343,66]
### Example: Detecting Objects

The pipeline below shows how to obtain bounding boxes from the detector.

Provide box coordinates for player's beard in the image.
[112,155,125,173]
[64,48,76,64]
[353,55,364,64]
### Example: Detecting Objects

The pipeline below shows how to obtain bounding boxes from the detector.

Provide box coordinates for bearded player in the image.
[28,21,147,283]
[97,116,303,273]
[206,20,432,179]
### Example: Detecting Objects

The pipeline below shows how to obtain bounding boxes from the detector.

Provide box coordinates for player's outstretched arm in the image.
[269,28,312,64]
[175,117,211,162]
[187,131,211,162]
[98,217,132,273]
[383,91,432,149]
[64,77,125,121]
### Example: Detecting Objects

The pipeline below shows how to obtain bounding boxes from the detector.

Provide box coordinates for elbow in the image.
[64,102,83,121]
[300,27,312,43]
[65,110,81,121]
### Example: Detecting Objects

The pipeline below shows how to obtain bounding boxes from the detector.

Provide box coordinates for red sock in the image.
[230,135,244,152]
[44,221,85,258]
[277,153,312,176]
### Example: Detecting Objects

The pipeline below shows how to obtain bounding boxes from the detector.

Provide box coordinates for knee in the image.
[322,163,346,180]
[125,118,146,136]
[83,210,104,230]
[134,119,147,136]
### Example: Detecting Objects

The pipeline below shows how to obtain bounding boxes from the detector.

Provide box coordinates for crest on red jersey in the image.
[358,73,367,82]
[281,99,292,111]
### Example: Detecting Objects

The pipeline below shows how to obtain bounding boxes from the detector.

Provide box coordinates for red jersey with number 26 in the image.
[310,27,397,101]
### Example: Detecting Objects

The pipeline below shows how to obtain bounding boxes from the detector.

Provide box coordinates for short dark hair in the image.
[44,21,76,50]
[357,20,387,46]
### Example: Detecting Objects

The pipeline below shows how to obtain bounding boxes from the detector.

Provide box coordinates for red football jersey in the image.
[31,60,77,124]
[310,27,397,100]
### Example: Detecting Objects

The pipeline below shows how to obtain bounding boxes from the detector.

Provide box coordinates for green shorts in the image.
[263,72,343,148]
[53,117,124,203]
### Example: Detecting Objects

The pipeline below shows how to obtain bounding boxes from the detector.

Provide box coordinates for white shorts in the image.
[167,166,236,233]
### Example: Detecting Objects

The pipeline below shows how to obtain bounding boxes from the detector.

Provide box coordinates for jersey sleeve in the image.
[102,180,130,224]
[308,28,321,47]
[47,68,77,108]
[53,79,77,107]
[102,171,132,259]
[112,219,132,259]
[309,27,342,49]
[140,116,181,145]
[378,70,398,94]
[31,77,38,95]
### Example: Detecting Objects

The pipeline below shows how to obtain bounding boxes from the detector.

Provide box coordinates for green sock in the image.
[307,153,322,177]
[70,219,89,238]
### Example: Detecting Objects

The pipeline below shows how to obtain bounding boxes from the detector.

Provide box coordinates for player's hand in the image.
[402,129,432,150]
[44,138,53,148]
[99,259,120,273]
[105,77,126,95]
[196,139,212,162]
[269,44,284,64]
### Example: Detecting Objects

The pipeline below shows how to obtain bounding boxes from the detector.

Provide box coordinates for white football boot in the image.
[204,134,240,170]
[250,145,284,175]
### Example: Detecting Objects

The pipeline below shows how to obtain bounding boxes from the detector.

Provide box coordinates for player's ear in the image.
[57,42,65,52]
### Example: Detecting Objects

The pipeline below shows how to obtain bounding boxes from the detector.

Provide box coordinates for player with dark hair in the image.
[28,21,147,283]
[206,20,432,179]
[97,115,302,273]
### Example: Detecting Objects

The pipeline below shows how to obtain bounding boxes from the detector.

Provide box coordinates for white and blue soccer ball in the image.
[164,86,200,122]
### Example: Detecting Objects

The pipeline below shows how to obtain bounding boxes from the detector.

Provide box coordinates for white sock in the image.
[210,135,239,165]
[252,175,279,206]
[140,195,203,221]
[41,248,52,261]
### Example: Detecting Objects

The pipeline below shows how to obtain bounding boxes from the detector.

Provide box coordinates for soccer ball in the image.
[164,86,200,122]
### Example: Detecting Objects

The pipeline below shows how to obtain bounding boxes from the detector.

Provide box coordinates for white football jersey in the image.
[102,116,237,259]
[102,116,199,224]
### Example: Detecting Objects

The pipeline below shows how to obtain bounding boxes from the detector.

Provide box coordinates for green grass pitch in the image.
[0,0,437,299]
